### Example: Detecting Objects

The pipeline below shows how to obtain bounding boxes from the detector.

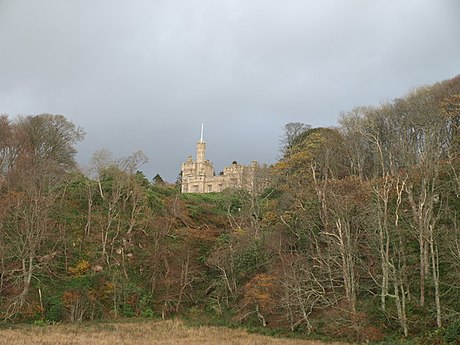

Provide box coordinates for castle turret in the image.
[196,123,206,163]
[181,124,260,194]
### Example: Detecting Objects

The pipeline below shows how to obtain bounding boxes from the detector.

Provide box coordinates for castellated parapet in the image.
[181,127,259,193]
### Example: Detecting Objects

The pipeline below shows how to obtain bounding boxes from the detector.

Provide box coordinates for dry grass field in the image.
[0,319,350,345]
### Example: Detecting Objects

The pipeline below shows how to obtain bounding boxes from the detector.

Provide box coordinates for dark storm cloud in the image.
[1,0,459,181]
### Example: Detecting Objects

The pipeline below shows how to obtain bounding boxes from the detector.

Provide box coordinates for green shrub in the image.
[444,320,460,344]
[44,295,65,322]
[33,319,47,327]
[120,304,136,317]
[140,308,155,318]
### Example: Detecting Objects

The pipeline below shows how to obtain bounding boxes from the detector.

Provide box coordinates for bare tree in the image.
[280,122,311,156]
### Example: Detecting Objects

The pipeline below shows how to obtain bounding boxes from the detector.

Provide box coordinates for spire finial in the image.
[200,123,204,143]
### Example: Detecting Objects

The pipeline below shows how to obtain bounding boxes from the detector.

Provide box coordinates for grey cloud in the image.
[1,0,459,181]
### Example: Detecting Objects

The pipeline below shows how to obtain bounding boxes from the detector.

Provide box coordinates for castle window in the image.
[207,185,212,192]
[192,185,199,192]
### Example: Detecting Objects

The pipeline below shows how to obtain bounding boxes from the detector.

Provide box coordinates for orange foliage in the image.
[62,291,81,307]
[242,274,277,312]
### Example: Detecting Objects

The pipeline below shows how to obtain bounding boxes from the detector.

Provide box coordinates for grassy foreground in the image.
[0,319,349,345]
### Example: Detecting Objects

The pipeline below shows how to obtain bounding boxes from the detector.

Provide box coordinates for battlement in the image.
[180,126,258,193]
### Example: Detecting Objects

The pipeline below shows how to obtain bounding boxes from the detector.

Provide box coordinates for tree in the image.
[0,115,15,176]
[279,122,311,156]
[152,173,165,185]
[0,114,84,318]
[88,150,149,266]
[338,78,460,333]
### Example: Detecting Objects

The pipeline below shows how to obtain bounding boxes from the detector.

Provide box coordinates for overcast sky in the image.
[1,1,459,181]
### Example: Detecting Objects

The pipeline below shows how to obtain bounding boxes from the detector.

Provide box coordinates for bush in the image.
[33,319,47,327]
[44,295,65,322]
[140,308,155,318]
[444,320,460,344]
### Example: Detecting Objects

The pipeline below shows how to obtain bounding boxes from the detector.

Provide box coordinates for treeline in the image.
[1,76,459,343]
[271,76,460,341]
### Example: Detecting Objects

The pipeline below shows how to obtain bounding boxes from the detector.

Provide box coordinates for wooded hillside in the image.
[1,76,460,344]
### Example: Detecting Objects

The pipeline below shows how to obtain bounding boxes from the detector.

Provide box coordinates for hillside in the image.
[1,75,460,344]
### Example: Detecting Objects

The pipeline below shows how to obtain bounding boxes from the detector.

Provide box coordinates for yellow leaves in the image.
[275,127,346,185]
[272,160,289,174]
[233,226,246,236]
[262,211,278,226]
[273,151,313,179]
[94,282,115,302]
[280,211,294,224]
[68,260,91,276]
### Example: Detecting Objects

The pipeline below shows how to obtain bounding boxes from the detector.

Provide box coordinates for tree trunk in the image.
[430,227,442,328]
[20,256,34,307]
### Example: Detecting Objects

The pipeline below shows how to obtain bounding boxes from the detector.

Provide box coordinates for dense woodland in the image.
[1,76,460,343]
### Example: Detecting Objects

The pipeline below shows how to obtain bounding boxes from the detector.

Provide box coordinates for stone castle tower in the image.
[181,125,258,193]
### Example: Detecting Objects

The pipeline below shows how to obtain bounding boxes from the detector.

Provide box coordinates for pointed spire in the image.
[197,123,206,163]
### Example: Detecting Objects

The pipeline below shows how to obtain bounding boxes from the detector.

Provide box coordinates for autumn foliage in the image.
[1,76,460,344]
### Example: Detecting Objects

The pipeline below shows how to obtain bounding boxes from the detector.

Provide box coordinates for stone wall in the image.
[181,139,258,194]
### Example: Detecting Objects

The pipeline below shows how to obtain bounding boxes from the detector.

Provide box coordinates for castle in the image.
[181,125,259,193]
